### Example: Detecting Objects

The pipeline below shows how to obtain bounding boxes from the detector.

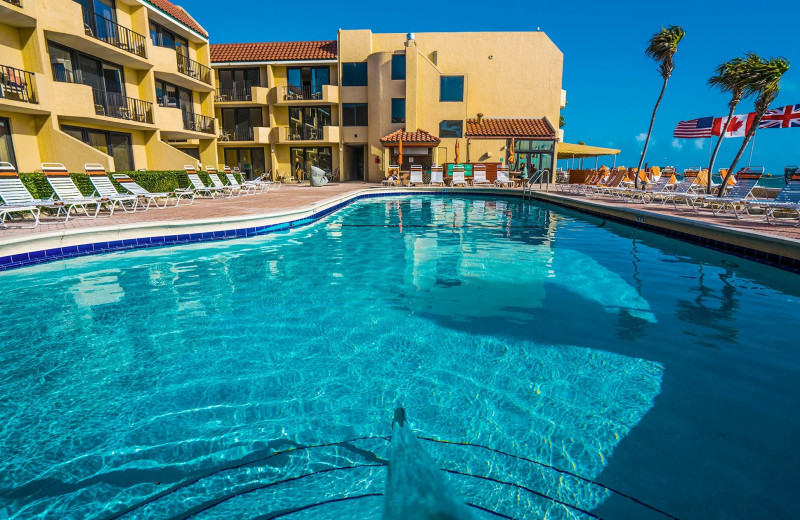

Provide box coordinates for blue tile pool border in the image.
[1,189,799,274]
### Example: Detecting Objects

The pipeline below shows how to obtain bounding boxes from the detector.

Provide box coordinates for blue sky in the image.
[190,0,798,174]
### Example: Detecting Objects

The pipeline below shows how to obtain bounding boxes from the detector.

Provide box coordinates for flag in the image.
[712,113,755,137]
[758,104,800,129]
[673,117,714,138]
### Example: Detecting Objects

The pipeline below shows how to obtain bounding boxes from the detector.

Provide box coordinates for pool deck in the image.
[1,182,799,272]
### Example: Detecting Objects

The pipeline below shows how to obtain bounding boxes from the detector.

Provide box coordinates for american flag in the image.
[673,117,714,138]
[758,104,800,129]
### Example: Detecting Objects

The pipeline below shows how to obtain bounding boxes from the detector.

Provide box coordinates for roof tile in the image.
[211,41,338,63]
[143,0,208,38]
[465,118,555,138]
[380,129,441,145]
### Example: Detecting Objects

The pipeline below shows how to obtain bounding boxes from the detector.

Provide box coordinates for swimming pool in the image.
[1,196,798,519]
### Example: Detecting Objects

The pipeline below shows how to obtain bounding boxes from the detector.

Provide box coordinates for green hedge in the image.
[16,170,244,199]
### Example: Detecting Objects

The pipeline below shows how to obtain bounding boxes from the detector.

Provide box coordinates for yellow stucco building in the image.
[210,30,565,182]
[0,0,216,172]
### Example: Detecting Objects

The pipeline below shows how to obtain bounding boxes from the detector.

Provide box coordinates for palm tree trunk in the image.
[720,112,764,197]
[635,77,669,189]
[706,105,737,194]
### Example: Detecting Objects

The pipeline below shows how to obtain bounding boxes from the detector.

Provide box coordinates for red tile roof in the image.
[466,118,555,138]
[380,129,441,145]
[210,41,338,63]
[143,0,208,38]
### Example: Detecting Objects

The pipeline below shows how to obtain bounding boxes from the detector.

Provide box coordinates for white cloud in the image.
[671,138,683,150]
[635,133,648,142]
[694,139,706,150]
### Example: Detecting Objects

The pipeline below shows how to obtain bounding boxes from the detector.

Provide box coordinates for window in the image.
[391,54,405,80]
[0,118,17,167]
[287,66,330,97]
[342,62,367,86]
[391,98,405,124]
[61,125,134,171]
[155,80,191,109]
[290,147,333,175]
[223,148,266,180]
[440,75,464,102]
[179,148,200,161]
[48,42,125,96]
[439,120,463,138]
[342,103,368,126]
[289,106,331,140]
[221,108,263,141]
[149,20,188,51]
[217,68,260,100]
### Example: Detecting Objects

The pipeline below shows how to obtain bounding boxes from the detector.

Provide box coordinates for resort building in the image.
[0,0,217,172]
[211,30,565,182]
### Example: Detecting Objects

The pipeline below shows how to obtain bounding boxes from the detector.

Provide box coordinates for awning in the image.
[557,142,620,159]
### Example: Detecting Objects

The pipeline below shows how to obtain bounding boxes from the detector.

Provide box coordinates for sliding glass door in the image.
[0,118,17,167]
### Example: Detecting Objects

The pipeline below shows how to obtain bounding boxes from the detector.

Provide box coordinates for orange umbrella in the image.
[454,138,461,164]
[397,138,403,167]
[507,138,515,166]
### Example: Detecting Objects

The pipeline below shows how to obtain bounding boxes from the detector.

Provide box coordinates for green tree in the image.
[719,56,790,196]
[635,25,685,189]
[705,55,759,194]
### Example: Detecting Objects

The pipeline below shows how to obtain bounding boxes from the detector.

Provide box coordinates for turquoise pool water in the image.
[1,196,798,519]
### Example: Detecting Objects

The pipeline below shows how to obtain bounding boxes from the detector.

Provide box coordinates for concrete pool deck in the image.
[1,182,799,272]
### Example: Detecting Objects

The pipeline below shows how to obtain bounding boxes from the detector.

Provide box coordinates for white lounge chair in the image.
[382,165,400,187]
[0,162,44,228]
[85,164,138,214]
[451,165,468,187]
[206,166,239,197]
[112,173,192,209]
[471,164,492,187]
[495,166,518,188]
[223,167,257,195]
[429,165,444,187]
[185,165,224,197]
[41,163,103,221]
[746,167,800,224]
[409,165,424,186]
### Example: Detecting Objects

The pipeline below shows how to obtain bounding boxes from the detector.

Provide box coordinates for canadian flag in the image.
[712,113,755,137]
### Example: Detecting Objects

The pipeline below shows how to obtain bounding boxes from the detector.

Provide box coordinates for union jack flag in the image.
[758,104,800,129]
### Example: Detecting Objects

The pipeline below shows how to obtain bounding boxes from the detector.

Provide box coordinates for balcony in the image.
[151,46,213,92]
[41,0,150,69]
[0,0,36,28]
[214,85,269,105]
[157,105,215,139]
[81,8,147,59]
[0,64,47,115]
[219,126,271,144]
[276,125,339,144]
[273,84,338,105]
[183,113,215,135]
[92,89,153,123]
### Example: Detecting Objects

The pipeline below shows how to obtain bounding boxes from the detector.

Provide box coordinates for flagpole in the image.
[748,128,757,167]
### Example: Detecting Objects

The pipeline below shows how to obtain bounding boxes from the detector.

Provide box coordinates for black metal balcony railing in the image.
[177,54,212,85]
[92,89,153,123]
[287,126,324,141]
[214,87,253,102]
[183,113,215,134]
[3,0,23,7]
[282,85,324,101]
[0,64,37,104]
[82,8,147,58]
[220,127,254,141]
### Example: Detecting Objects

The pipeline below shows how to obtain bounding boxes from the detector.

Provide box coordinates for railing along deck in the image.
[0,64,37,104]
[183,113,215,134]
[92,89,153,123]
[2,0,23,7]
[177,54,212,85]
[282,85,324,101]
[215,87,253,102]
[82,8,147,58]
[220,127,254,141]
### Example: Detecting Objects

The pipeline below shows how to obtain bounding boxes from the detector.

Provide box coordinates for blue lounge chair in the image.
[674,167,763,217]
[745,167,800,225]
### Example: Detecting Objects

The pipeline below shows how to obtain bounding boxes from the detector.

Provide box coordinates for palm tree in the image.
[718,56,790,196]
[635,25,685,189]
[705,55,759,194]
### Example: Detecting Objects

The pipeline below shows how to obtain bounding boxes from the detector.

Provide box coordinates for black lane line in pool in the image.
[419,437,680,520]
[100,436,389,520]
[444,469,602,520]
[331,224,546,229]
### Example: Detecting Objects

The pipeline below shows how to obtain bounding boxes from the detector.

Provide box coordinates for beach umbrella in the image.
[507,138,515,167]
[398,138,403,167]
[454,138,461,164]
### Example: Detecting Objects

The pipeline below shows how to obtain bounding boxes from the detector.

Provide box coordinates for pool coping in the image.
[1,187,799,273]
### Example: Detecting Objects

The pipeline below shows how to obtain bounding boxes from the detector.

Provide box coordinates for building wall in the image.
[0,0,216,173]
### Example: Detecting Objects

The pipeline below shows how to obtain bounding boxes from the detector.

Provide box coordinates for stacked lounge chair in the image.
[745,167,800,225]
[41,163,103,221]
[185,165,224,197]
[0,162,46,228]
[471,164,492,187]
[206,166,239,197]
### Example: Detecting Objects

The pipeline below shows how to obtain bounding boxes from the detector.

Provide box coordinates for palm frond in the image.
[645,25,685,79]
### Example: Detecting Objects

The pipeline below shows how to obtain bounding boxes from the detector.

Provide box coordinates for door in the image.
[348,145,364,181]
[0,118,17,167]
[109,132,133,171]
[179,89,193,128]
